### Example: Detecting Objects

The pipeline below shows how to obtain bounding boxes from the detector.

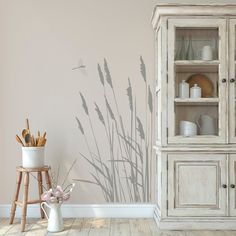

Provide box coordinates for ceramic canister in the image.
[179,80,189,98]
[22,147,45,168]
[190,84,201,98]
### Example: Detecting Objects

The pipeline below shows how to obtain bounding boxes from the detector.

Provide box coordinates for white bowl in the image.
[180,121,197,137]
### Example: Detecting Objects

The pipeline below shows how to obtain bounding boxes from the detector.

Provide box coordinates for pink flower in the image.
[41,183,74,203]
[54,186,64,198]
[63,193,70,201]
[50,196,58,203]
[41,192,51,201]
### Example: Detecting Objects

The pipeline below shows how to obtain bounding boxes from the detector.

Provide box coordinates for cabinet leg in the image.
[21,172,29,232]
[9,171,22,224]
[37,172,44,219]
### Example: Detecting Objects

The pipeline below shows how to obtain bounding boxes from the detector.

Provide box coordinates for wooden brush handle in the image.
[16,135,24,146]
[37,137,44,147]
[42,138,47,146]
[36,137,39,146]
[37,137,47,147]
[26,118,30,130]
[31,135,35,147]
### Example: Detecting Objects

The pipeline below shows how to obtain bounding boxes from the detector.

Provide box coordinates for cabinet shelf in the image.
[175,60,219,65]
[175,98,219,105]
[174,135,218,138]
[175,60,219,73]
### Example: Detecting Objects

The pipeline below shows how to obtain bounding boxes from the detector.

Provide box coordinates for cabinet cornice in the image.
[151,5,236,29]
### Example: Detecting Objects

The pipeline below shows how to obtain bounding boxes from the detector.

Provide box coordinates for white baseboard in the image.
[0,204,155,218]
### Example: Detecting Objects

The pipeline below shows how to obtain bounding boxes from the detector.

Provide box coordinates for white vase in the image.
[41,202,64,233]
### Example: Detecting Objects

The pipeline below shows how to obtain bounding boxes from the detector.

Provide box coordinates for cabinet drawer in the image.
[168,153,227,217]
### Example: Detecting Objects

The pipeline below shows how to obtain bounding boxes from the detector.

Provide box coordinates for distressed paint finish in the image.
[152,3,236,230]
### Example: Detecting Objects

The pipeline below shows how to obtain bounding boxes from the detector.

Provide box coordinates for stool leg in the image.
[37,172,44,219]
[45,170,52,190]
[21,172,29,232]
[9,171,22,224]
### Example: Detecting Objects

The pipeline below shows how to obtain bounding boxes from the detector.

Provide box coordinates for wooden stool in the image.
[9,166,52,232]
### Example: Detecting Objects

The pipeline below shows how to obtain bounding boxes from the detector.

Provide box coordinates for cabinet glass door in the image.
[168,18,227,144]
[229,19,236,144]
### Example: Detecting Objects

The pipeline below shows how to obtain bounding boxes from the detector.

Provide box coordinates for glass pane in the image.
[175,105,219,136]
[175,28,219,61]
[235,25,236,137]
[175,65,219,99]
[173,27,220,138]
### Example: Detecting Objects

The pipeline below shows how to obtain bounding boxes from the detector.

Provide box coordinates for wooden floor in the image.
[1,218,236,236]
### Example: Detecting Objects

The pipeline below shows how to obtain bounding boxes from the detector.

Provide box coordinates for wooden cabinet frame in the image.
[152,4,236,230]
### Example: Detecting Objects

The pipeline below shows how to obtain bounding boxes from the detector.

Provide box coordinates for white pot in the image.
[22,147,45,168]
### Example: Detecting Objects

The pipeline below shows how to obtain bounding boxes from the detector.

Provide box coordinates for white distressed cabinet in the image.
[152,3,236,230]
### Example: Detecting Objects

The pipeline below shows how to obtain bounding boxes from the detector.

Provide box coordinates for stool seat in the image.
[17,166,50,172]
[9,166,52,232]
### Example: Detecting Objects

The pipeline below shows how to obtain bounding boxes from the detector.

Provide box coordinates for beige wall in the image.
[2,0,233,204]
[0,0,156,204]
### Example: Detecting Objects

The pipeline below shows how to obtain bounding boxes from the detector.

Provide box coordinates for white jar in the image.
[22,147,45,168]
[179,80,189,98]
[190,84,201,98]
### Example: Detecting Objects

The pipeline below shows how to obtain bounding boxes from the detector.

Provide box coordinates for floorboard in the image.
[2,218,236,235]
[24,219,48,236]
[110,219,131,236]
[88,218,110,236]
[129,219,152,236]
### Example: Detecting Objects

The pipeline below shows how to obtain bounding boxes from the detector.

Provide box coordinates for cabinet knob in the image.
[222,78,227,83]
[222,184,227,188]
[230,78,235,83]
[231,184,235,188]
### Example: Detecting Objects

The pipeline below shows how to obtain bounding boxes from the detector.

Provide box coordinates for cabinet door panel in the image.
[229,19,236,143]
[168,154,227,217]
[229,154,236,216]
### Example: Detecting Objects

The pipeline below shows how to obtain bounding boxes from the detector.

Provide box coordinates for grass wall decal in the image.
[75,57,153,202]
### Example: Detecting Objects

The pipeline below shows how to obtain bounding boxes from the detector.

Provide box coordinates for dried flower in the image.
[41,184,75,204]
[41,161,76,204]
